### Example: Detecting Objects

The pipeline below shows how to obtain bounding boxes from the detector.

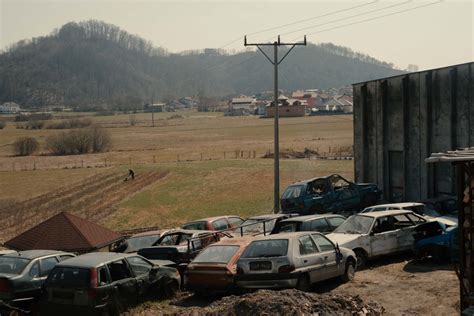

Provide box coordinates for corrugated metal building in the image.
[353,62,473,202]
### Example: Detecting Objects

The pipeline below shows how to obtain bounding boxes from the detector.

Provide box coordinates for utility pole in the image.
[151,98,155,127]
[245,35,306,213]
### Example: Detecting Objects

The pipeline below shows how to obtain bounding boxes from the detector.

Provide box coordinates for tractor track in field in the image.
[0,170,169,241]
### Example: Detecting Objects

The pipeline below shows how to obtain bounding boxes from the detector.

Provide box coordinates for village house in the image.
[266,96,306,118]
[0,102,22,113]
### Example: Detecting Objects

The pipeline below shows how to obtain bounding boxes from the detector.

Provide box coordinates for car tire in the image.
[341,260,356,282]
[296,274,311,292]
[354,249,368,269]
[164,280,180,298]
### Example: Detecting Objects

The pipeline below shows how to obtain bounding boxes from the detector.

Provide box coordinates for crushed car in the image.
[360,202,457,226]
[280,174,381,215]
[184,236,254,294]
[234,213,297,236]
[40,252,180,315]
[327,210,427,268]
[235,232,356,291]
[182,215,244,231]
[115,229,165,254]
[271,214,346,234]
[413,221,459,262]
[0,250,75,314]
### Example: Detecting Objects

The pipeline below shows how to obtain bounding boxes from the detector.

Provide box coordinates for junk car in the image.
[184,236,254,293]
[115,229,165,254]
[41,252,180,315]
[280,174,381,215]
[327,210,427,268]
[361,202,457,226]
[234,213,297,236]
[182,216,244,231]
[235,232,356,291]
[0,250,75,313]
[271,214,346,235]
[413,221,459,262]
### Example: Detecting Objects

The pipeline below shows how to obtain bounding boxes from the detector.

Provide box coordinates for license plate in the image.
[249,261,272,271]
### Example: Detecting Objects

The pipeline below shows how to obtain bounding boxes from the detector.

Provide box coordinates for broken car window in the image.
[334,215,374,235]
[282,185,304,199]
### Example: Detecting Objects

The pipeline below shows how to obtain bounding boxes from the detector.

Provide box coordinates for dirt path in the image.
[0,170,169,241]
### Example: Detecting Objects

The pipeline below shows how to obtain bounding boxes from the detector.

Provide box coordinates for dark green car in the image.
[280,174,382,215]
[41,252,181,315]
[0,250,75,313]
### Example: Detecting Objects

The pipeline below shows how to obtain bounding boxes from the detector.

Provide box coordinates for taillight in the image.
[236,266,244,275]
[0,279,11,293]
[278,265,295,273]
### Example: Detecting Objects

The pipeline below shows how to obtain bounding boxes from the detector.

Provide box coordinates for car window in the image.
[29,261,40,277]
[334,215,374,234]
[406,213,426,224]
[125,235,161,252]
[0,256,31,275]
[299,235,319,255]
[372,216,397,234]
[212,219,229,230]
[241,239,288,258]
[59,255,74,261]
[193,245,239,263]
[310,179,327,195]
[273,221,300,233]
[98,266,110,286]
[107,260,133,281]
[330,175,350,190]
[228,217,244,227]
[327,217,345,229]
[311,234,335,252]
[282,185,304,199]
[182,221,208,230]
[128,256,153,276]
[47,267,90,287]
[157,234,179,246]
[309,219,330,232]
[40,256,59,277]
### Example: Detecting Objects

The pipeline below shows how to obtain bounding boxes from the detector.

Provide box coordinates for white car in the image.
[361,202,457,227]
[327,210,427,268]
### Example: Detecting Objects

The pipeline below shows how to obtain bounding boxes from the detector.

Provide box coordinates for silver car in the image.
[235,232,356,291]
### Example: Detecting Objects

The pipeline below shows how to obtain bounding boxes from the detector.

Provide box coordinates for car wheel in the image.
[164,280,180,298]
[341,260,356,282]
[354,249,368,269]
[296,274,311,292]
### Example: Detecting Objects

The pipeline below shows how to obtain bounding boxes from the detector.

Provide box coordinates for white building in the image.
[0,102,21,113]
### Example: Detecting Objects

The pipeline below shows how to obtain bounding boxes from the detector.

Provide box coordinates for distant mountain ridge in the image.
[0,20,404,109]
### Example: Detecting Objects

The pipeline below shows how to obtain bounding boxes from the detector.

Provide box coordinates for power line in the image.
[281,0,412,36]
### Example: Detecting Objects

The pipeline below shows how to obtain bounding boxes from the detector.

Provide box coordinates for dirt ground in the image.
[129,256,458,316]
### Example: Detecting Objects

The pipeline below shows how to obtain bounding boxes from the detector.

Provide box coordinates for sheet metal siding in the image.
[353,62,474,201]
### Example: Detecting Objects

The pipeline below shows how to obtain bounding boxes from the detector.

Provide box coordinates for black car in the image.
[41,252,180,315]
[0,250,75,313]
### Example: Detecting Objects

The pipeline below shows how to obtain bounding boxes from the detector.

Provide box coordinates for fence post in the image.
[105,158,107,167]
[33,161,36,170]
[153,155,156,163]
[224,152,226,159]
[81,160,84,168]
[200,153,203,161]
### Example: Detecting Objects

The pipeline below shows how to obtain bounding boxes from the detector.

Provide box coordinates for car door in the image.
[328,175,359,211]
[107,259,138,310]
[297,235,323,283]
[311,234,340,278]
[395,213,426,251]
[370,216,399,256]
[126,256,154,300]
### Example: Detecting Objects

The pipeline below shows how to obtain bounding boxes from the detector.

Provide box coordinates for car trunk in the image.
[45,267,93,306]
[187,264,233,289]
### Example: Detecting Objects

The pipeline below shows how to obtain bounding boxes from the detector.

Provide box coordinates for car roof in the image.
[207,236,255,246]
[355,210,414,218]
[56,252,137,268]
[183,215,242,225]
[289,174,342,186]
[367,202,424,209]
[250,231,323,241]
[2,250,70,259]
[278,214,344,223]
[130,229,164,238]
[162,228,215,235]
[247,214,288,220]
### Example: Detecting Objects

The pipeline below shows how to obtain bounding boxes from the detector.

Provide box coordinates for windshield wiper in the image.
[261,254,282,258]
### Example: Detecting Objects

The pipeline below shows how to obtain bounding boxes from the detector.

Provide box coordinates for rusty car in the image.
[182,216,244,231]
[235,232,356,291]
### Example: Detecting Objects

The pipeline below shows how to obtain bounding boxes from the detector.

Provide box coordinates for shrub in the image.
[45,126,111,155]
[0,121,5,129]
[13,137,39,156]
[46,118,92,129]
[15,113,53,122]
[26,120,45,129]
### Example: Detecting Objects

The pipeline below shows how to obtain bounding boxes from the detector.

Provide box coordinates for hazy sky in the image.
[1,0,472,70]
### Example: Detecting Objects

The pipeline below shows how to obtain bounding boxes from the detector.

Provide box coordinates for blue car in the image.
[414,221,459,262]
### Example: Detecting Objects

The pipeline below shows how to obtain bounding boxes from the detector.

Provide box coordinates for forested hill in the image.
[0,20,403,109]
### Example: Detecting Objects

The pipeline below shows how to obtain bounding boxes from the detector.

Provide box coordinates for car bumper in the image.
[234,273,298,289]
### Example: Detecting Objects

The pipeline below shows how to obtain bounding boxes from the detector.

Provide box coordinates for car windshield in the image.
[125,235,161,252]
[272,221,301,233]
[334,215,374,234]
[241,239,288,258]
[240,219,277,234]
[182,221,208,230]
[0,256,30,275]
[46,267,90,287]
[282,185,304,199]
[193,245,239,264]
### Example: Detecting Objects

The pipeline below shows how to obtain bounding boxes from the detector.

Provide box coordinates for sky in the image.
[0,0,472,70]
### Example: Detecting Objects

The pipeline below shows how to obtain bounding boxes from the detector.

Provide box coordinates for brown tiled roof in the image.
[5,212,123,253]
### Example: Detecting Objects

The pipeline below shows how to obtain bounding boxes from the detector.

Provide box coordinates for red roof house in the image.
[4,212,124,253]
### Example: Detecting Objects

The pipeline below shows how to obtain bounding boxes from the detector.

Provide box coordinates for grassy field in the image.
[0,111,354,234]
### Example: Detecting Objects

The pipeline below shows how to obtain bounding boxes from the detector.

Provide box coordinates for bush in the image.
[0,121,5,129]
[45,126,111,155]
[46,118,92,129]
[15,113,53,122]
[26,120,45,129]
[13,137,39,156]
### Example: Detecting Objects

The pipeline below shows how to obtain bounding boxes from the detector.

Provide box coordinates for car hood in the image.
[426,216,458,227]
[326,233,361,247]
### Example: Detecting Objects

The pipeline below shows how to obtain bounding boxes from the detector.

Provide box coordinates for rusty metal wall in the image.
[353,62,474,201]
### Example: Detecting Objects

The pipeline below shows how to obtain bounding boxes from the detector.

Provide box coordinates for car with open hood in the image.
[326,210,427,268]
[184,236,254,293]
[0,250,75,314]
[235,232,356,291]
[41,252,180,315]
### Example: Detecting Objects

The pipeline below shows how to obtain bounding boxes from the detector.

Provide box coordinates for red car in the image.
[182,216,243,231]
